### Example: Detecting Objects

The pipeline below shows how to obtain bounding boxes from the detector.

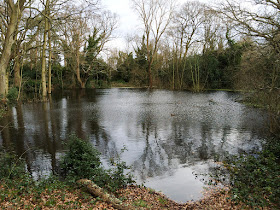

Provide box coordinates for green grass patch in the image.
[158,197,168,206]
[133,199,149,208]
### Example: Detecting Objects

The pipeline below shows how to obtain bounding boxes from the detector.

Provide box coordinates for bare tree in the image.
[0,0,29,97]
[202,9,224,53]
[169,1,205,89]
[41,0,74,96]
[41,0,50,98]
[219,0,280,132]
[59,5,89,88]
[219,0,280,52]
[219,0,280,89]
[131,0,176,88]
[59,5,117,88]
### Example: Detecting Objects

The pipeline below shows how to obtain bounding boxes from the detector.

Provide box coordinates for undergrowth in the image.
[0,134,135,207]
[214,137,280,208]
[0,150,30,183]
[6,87,19,102]
[60,134,135,192]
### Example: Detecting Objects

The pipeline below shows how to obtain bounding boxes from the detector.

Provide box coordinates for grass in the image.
[158,197,168,206]
[110,80,139,88]
[133,199,149,208]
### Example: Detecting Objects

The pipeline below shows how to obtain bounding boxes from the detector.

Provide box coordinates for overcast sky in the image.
[102,0,140,51]
[102,0,215,51]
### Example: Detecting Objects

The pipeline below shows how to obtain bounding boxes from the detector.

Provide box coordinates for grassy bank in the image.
[110,81,138,88]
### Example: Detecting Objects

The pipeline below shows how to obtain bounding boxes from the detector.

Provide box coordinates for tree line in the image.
[0,0,117,99]
[0,0,279,118]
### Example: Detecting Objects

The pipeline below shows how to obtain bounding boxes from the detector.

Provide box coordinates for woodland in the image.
[0,0,280,208]
[0,1,278,103]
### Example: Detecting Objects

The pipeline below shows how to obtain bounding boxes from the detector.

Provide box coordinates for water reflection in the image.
[0,89,268,202]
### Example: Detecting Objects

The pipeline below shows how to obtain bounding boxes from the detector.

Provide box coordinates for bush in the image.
[219,138,280,208]
[23,80,41,93]
[60,135,134,192]
[0,150,25,180]
[106,159,135,191]
[7,87,18,102]
[60,135,102,182]
[0,150,32,191]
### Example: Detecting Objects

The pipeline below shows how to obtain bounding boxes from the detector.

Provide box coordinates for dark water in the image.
[0,88,269,202]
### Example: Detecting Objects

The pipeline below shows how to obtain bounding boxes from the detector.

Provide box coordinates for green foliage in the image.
[158,197,168,206]
[199,39,245,90]
[133,199,148,208]
[221,138,280,208]
[60,134,102,182]
[112,52,135,83]
[23,80,41,93]
[201,51,220,88]
[106,158,135,191]
[85,29,104,59]
[60,135,135,192]
[0,150,33,199]
[51,63,66,89]
[0,107,5,119]
[0,150,28,181]
[7,87,18,102]
[36,175,68,192]
[22,63,39,79]
[135,36,148,69]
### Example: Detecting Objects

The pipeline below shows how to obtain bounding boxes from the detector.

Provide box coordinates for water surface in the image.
[0,89,269,202]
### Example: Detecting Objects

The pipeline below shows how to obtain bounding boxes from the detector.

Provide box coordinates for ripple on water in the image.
[0,89,269,202]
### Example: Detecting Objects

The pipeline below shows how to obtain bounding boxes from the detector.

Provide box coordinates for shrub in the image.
[106,159,135,191]
[0,150,26,180]
[219,138,280,208]
[60,135,102,182]
[23,80,41,93]
[7,87,18,102]
[0,150,32,191]
[60,135,134,192]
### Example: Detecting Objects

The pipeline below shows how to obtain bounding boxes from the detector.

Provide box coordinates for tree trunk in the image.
[41,0,49,99]
[5,72,9,95]
[41,29,48,98]
[147,55,155,88]
[0,0,26,97]
[172,52,175,90]
[147,62,152,88]
[48,21,52,94]
[14,54,21,88]
[0,8,19,97]
[77,179,134,210]
[75,48,85,88]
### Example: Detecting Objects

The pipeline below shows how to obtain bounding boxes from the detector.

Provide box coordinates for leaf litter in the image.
[0,184,271,209]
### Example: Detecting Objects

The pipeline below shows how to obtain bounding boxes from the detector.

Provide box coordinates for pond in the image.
[0,88,269,202]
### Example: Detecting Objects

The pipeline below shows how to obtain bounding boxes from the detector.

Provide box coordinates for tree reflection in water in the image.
[0,89,268,202]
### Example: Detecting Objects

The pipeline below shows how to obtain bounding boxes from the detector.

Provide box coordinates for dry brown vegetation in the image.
[1,183,263,210]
